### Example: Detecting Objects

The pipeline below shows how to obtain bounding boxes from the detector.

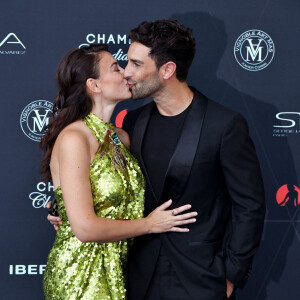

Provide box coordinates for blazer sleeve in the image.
[122,108,142,139]
[122,112,134,138]
[220,113,265,288]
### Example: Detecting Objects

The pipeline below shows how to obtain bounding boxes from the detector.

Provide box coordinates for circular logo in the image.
[20,100,53,142]
[276,184,300,207]
[234,29,275,71]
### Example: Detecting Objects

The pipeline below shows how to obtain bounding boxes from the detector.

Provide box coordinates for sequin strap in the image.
[83,113,127,172]
[82,113,110,143]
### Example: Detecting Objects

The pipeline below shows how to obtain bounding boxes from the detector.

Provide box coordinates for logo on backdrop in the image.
[273,112,300,137]
[115,109,127,128]
[276,184,300,207]
[234,29,275,71]
[78,33,130,61]
[20,100,53,142]
[0,33,26,55]
[9,265,46,275]
[29,181,54,209]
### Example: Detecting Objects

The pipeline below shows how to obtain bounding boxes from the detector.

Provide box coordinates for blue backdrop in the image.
[0,1,299,299]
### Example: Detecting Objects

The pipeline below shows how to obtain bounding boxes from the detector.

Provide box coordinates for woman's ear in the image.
[160,61,176,80]
[86,78,101,93]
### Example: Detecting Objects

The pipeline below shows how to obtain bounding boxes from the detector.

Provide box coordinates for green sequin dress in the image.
[43,113,145,300]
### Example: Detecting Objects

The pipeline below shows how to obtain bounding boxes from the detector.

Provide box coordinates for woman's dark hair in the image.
[129,20,196,81]
[40,44,108,182]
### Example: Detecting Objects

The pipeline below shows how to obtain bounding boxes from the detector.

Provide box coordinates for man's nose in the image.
[123,65,131,79]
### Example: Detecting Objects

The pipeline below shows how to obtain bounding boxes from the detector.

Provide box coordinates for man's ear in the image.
[86,78,101,93]
[160,61,176,80]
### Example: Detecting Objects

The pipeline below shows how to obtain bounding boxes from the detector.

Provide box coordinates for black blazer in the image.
[123,88,265,300]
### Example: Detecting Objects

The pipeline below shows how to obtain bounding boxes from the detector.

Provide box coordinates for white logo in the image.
[234,30,275,71]
[20,100,53,142]
[274,112,300,128]
[78,33,130,61]
[273,112,300,137]
[29,181,54,208]
[0,33,26,55]
[9,265,46,275]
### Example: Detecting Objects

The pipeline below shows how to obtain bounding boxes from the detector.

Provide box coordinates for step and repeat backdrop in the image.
[0,0,299,299]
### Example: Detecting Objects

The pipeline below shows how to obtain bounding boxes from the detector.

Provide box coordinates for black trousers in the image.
[144,249,235,300]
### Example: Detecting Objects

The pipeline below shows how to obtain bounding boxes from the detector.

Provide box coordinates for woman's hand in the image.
[146,199,197,233]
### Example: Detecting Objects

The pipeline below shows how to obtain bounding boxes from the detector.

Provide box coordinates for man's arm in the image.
[220,113,265,288]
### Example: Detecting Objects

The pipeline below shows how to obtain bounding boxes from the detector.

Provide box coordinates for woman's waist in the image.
[54,229,131,249]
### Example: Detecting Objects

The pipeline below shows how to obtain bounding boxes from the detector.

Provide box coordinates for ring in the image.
[172,210,176,216]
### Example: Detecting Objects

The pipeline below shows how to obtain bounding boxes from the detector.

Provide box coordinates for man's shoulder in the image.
[193,87,238,117]
[193,89,247,128]
[126,102,152,120]
[207,98,239,118]
[122,102,153,136]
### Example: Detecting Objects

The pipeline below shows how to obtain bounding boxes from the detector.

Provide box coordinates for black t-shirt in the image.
[141,104,190,199]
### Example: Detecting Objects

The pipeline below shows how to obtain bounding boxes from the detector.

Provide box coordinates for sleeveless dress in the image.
[43,113,145,300]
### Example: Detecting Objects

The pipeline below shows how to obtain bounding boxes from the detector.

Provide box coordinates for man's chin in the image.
[129,90,139,100]
[128,86,137,99]
[129,87,147,100]
[131,94,143,101]
[128,88,137,100]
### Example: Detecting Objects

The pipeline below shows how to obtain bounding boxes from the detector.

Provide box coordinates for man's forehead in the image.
[128,42,151,59]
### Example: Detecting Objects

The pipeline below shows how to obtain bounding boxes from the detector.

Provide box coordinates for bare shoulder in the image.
[114,127,130,149]
[50,121,91,188]
[55,121,90,156]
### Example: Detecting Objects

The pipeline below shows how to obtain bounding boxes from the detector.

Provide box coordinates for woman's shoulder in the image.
[51,121,91,172]
[56,121,90,150]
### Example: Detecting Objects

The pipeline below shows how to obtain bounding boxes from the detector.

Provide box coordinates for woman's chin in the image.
[124,92,132,100]
[117,95,131,102]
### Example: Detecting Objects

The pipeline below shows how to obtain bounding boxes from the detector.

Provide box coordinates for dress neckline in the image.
[53,114,120,193]
[83,113,114,143]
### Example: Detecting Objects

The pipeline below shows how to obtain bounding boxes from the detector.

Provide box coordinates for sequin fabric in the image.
[43,113,145,299]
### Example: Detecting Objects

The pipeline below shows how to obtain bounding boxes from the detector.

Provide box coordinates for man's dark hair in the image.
[129,20,196,81]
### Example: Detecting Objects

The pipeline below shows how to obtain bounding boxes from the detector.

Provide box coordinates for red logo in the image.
[115,109,127,128]
[276,184,300,207]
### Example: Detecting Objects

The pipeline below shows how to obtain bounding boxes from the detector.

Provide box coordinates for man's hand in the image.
[226,279,234,298]
[46,202,62,231]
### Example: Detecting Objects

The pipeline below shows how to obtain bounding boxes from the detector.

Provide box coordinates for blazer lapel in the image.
[159,89,208,203]
[130,101,158,201]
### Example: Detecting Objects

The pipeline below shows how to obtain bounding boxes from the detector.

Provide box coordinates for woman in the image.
[41,44,197,299]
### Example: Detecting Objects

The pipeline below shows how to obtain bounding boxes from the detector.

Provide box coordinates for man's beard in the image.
[130,72,162,100]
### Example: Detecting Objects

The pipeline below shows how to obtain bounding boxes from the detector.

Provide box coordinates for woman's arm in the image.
[55,130,197,243]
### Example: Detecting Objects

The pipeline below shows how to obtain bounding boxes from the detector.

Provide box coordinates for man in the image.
[49,20,265,300]
[122,20,265,300]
